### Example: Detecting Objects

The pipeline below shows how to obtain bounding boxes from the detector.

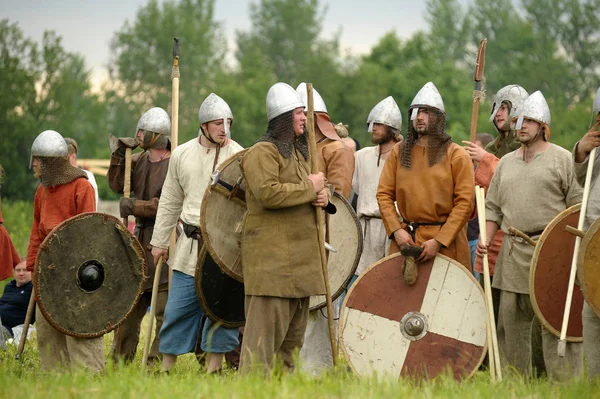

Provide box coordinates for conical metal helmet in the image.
[409,82,445,121]
[136,107,171,136]
[295,82,328,113]
[489,84,529,123]
[266,82,305,122]
[515,91,551,130]
[30,130,68,168]
[198,93,234,137]
[367,96,402,133]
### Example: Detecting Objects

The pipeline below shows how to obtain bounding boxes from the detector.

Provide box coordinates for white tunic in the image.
[150,138,244,276]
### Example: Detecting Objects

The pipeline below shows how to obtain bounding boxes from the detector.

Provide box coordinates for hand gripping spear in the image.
[142,38,180,367]
[305,83,337,366]
[469,39,488,143]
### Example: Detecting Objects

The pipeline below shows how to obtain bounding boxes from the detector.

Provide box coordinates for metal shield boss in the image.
[339,253,487,380]
[34,213,146,338]
[530,204,584,341]
[577,214,600,317]
[309,192,362,311]
[197,150,247,327]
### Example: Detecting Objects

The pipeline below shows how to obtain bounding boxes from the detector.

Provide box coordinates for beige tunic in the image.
[150,138,244,276]
[352,146,390,275]
[241,142,326,298]
[486,144,582,293]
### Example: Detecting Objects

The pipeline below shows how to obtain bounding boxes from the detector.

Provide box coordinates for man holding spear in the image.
[239,82,334,374]
[572,87,600,379]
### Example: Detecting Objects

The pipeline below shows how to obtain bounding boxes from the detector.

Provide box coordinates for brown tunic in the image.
[241,142,326,298]
[107,151,170,290]
[316,139,354,199]
[377,142,475,269]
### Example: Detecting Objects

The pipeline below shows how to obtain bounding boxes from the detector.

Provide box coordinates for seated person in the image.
[0,260,35,337]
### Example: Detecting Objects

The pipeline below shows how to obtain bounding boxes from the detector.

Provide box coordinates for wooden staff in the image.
[142,258,163,366]
[168,38,180,287]
[475,186,502,381]
[558,147,596,357]
[15,289,36,360]
[306,83,337,365]
[469,39,488,143]
[123,148,133,227]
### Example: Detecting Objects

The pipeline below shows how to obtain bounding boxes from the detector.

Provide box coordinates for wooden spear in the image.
[469,39,488,143]
[15,289,36,360]
[168,38,180,288]
[305,83,337,365]
[142,258,163,366]
[558,147,596,357]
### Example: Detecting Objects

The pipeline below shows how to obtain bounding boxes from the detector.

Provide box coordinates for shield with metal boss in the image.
[339,253,487,380]
[34,212,146,338]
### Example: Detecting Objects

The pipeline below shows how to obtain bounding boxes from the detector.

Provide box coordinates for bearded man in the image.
[573,87,600,379]
[377,82,475,284]
[150,94,243,374]
[107,107,172,363]
[350,96,403,283]
[240,82,332,374]
[478,91,583,380]
[26,130,102,371]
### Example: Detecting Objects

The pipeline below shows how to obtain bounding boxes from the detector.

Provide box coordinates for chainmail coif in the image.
[39,156,88,188]
[257,110,309,160]
[400,107,452,170]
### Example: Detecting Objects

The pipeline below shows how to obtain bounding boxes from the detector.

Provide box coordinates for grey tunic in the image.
[486,144,582,293]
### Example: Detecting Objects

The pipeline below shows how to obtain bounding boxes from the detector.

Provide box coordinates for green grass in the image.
[2,199,33,257]
[1,316,600,398]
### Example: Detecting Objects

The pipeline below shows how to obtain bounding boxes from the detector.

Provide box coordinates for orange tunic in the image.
[316,139,354,199]
[0,198,20,280]
[377,142,475,269]
[26,178,96,272]
[473,152,502,275]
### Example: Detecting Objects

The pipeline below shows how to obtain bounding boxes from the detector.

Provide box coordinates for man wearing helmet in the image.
[478,91,583,379]
[463,84,529,319]
[26,130,102,371]
[107,107,172,363]
[239,82,332,374]
[150,94,243,374]
[573,87,600,379]
[350,96,403,285]
[377,82,475,284]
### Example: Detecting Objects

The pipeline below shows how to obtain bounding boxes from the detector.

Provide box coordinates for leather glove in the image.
[109,134,139,156]
[119,197,134,218]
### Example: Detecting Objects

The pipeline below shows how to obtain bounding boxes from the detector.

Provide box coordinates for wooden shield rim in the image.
[529,203,583,342]
[577,215,600,316]
[33,212,147,338]
[338,252,487,380]
[194,244,245,328]
[200,149,248,282]
[309,191,363,311]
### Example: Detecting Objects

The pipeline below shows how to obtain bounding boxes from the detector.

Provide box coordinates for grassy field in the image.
[1,317,600,399]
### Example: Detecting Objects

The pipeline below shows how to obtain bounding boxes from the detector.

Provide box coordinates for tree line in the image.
[1,0,599,201]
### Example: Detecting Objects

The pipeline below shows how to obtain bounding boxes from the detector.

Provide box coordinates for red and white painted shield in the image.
[339,253,487,380]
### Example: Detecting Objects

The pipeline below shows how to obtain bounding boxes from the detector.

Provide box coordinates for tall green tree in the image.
[0,20,105,200]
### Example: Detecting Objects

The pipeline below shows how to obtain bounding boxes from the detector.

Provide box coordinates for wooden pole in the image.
[558,147,596,357]
[142,258,163,367]
[168,38,180,288]
[469,39,487,143]
[305,83,337,366]
[475,186,502,381]
[122,148,132,227]
[15,289,36,360]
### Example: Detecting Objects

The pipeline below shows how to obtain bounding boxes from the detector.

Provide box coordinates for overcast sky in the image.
[1,0,448,83]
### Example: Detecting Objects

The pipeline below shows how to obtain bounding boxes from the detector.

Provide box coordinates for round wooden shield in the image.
[195,244,245,328]
[34,213,146,338]
[339,253,487,381]
[309,192,363,311]
[201,150,247,282]
[577,216,600,317]
[530,204,584,341]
